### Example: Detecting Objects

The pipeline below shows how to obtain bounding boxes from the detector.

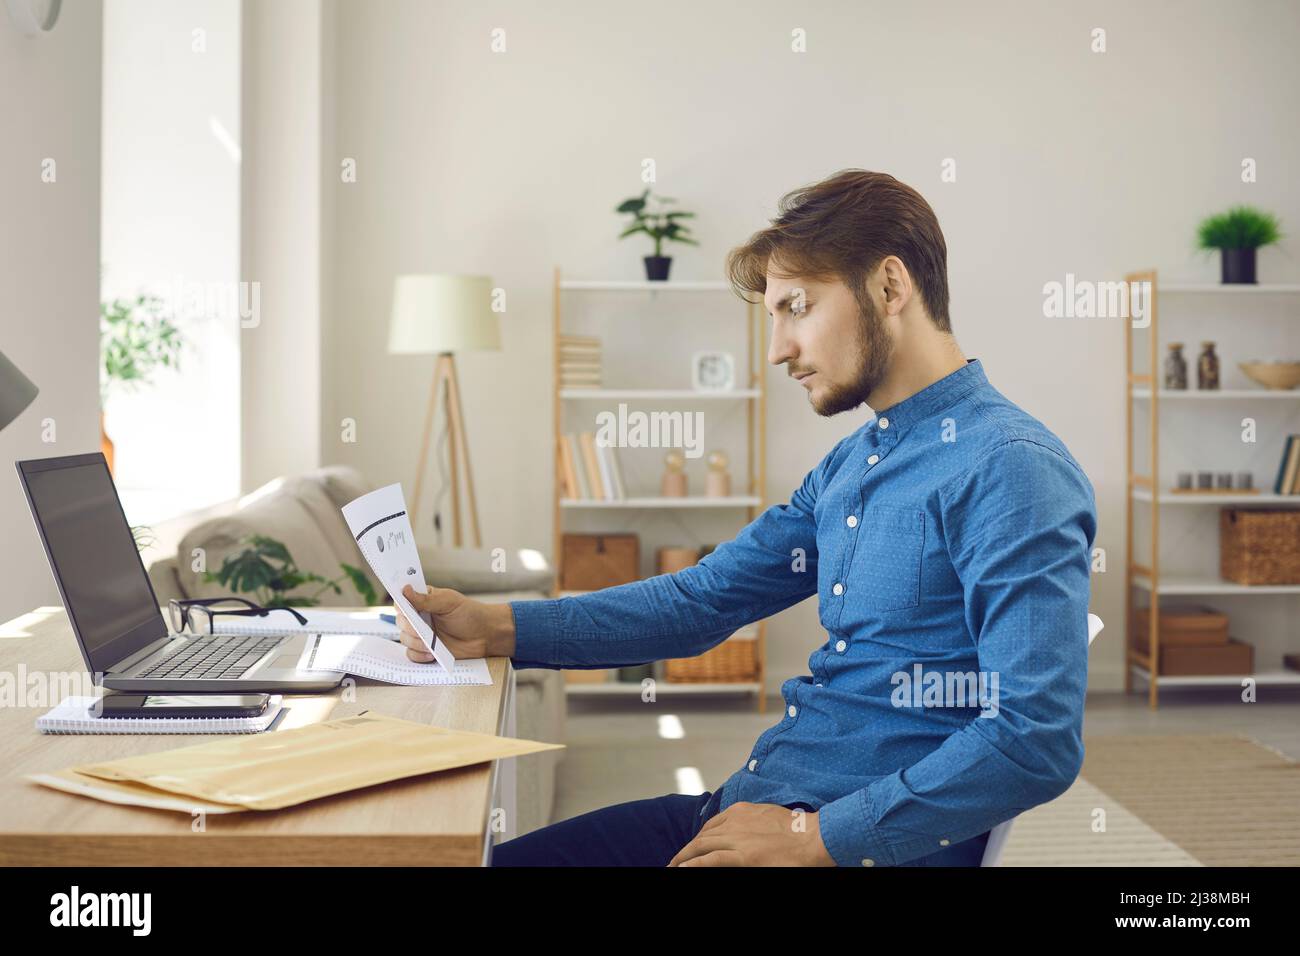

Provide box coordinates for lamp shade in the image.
[0,349,38,432]
[388,274,500,355]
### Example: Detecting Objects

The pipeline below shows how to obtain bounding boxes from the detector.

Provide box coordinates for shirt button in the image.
[878,417,890,429]
[939,838,950,846]
[787,705,797,718]
[748,759,757,771]
[835,639,847,653]
[861,858,875,867]
[846,514,858,528]
[867,455,879,465]
[832,582,844,596]
[815,682,823,687]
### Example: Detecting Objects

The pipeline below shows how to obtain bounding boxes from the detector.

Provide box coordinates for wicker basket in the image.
[1220,508,1300,585]
[664,636,757,683]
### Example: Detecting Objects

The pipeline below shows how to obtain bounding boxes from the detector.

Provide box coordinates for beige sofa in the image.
[142,465,566,836]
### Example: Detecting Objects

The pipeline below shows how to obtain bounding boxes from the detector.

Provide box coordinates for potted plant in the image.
[205,534,378,607]
[1196,205,1282,284]
[616,188,699,281]
[99,294,184,473]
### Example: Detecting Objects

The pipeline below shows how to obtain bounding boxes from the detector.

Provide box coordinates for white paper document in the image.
[341,483,455,672]
[298,634,491,686]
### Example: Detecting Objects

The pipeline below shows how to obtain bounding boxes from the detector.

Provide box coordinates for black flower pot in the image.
[1220,247,1257,284]
[643,256,672,281]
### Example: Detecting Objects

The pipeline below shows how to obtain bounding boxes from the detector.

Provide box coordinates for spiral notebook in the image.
[36,695,284,735]
[297,634,491,686]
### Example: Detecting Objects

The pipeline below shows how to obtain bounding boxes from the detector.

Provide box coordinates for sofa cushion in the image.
[313,465,373,512]
[177,475,377,605]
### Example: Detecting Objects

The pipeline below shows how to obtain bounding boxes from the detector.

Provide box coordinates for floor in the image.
[550,687,1300,865]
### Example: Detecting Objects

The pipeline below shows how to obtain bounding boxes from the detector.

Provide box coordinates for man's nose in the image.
[767,319,796,367]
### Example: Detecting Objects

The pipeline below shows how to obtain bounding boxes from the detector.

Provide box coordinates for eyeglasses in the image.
[167,597,309,636]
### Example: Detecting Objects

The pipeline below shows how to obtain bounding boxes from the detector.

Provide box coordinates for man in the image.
[398,169,1098,867]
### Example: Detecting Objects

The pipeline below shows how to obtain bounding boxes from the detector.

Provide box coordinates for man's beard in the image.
[808,294,894,417]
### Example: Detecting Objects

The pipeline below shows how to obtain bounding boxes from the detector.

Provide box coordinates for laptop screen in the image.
[18,454,166,672]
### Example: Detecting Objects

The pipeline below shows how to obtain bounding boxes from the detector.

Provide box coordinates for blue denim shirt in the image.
[510,358,1097,867]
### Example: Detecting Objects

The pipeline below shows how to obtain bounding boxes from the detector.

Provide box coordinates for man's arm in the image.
[817,439,1097,867]
[508,453,830,670]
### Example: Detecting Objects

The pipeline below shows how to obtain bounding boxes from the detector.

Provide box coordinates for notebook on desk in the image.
[36,695,285,735]
[212,609,399,638]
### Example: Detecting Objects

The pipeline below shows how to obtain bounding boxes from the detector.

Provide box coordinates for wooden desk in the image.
[0,606,517,866]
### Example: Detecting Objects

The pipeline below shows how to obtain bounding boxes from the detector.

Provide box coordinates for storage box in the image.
[1156,638,1254,676]
[560,533,639,591]
[665,633,758,683]
[563,669,610,684]
[1134,605,1229,651]
[1220,508,1300,585]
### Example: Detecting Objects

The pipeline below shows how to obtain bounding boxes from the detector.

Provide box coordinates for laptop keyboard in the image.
[137,634,288,680]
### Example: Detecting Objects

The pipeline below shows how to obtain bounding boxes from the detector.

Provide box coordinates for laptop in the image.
[16,453,346,692]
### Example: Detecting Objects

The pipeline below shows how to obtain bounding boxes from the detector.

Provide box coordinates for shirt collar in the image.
[867,358,988,439]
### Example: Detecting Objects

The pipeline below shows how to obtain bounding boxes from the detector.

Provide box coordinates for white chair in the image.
[979,612,1104,867]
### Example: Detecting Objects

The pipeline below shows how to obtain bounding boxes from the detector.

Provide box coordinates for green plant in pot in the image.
[1196,206,1281,284]
[205,534,379,608]
[616,188,699,281]
[99,293,185,473]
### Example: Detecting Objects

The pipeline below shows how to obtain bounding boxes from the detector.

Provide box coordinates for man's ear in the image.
[879,257,913,316]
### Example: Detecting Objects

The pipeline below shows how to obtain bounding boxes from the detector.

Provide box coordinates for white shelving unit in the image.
[552,268,769,710]
[1124,272,1300,707]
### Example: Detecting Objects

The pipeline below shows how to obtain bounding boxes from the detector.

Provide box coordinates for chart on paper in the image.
[341,483,457,673]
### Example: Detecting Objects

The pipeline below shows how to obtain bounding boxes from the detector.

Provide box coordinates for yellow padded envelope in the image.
[28,712,563,813]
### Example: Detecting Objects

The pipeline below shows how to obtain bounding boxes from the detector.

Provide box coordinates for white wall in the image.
[239,0,324,492]
[319,0,1300,691]
[102,0,241,524]
[0,2,104,622]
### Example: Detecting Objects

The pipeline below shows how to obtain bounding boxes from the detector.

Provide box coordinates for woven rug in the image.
[998,734,1300,866]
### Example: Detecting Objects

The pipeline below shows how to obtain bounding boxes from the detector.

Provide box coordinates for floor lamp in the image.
[389,274,500,548]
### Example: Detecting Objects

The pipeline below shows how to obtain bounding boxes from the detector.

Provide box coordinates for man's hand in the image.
[667,802,837,867]
[395,584,516,663]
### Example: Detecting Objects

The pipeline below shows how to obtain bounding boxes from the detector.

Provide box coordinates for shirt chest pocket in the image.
[844,505,925,612]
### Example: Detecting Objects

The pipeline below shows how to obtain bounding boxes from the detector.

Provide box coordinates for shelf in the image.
[565,680,762,696]
[1155,282,1300,294]
[560,496,761,509]
[560,388,760,400]
[1132,489,1299,505]
[1132,573,1300,595]
[1131,388,1300,399]
[559,279,732,292]
[1128,665,1300,687]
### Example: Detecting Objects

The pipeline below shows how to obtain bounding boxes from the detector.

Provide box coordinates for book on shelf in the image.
[578,432,606,498]
[1276,435,1300,494]
[566,434,591,498]
[602,442,626,499]
[559,432,626,500]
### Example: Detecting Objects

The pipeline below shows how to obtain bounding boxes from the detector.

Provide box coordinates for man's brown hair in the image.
[726,169,951,332]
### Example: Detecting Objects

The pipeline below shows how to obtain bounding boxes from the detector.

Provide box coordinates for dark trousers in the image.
[490,790,989,866]
[490,791,717,866]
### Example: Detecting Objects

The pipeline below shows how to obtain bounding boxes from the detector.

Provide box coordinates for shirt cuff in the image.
[818,788,899,867]
[507,599,562,669]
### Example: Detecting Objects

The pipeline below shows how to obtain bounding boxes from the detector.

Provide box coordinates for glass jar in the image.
[1197,341,1220,390]
[1164,343,1188,390]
